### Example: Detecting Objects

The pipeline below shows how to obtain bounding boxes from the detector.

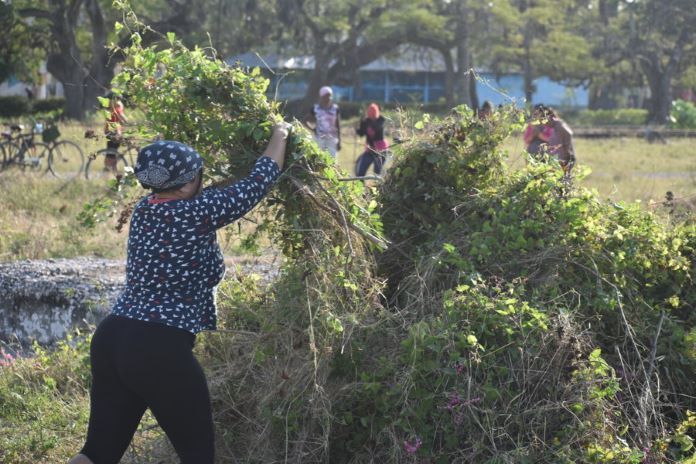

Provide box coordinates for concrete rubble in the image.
[0,256,278,345]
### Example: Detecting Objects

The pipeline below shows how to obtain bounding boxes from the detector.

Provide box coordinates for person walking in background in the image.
[355,103,389,178]
[523,104,554,157]
[68,123,291,464]
[104,95,129,173]
[304,86,341,160]
[478,101,493,120]
[544,106,576,176]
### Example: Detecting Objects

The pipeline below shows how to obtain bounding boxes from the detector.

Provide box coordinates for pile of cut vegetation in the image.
[205,108,696,462]
[366,109,696,462]
[108,13,387,463]
[113,16,696,463]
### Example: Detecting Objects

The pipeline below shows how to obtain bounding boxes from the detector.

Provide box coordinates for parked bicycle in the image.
[0,121,85,179]
[0,124,50,173]
[84,131,138,180]
[39,122,85,179]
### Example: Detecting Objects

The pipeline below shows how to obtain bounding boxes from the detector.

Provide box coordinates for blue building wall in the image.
[476,74,589,108]
[266,70,588,108]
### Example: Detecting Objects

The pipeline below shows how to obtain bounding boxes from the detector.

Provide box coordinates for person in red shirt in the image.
[544,107,576,176]
[523,104,554,158]
[355,103,389,178]
[104,96,129,173]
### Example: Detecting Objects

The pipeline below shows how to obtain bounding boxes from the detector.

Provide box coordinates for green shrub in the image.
[31,97,65,115]
[0,95,29,118]
[670,99,696,129]
[0,96,64,119]
[364,109,696,462]
[567,108,649,126]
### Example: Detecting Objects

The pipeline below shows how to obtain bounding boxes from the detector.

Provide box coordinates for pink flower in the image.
[447,392,462,411]
[0,349,16,367]
[446,392,481,411]
[404,437,422,455]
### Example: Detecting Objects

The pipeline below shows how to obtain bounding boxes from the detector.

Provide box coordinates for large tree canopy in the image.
[0,2,47,84]
[613,0,696,123]
[275,0,442,114]
[7,0,696,119]
[15,0,201,120]
[488,0,594,104]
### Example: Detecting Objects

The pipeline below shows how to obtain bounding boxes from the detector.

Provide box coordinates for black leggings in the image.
[81,315,214,464]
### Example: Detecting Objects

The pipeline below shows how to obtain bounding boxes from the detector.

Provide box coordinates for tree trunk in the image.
[62,74,86,120]
[469,66,479,110]
[523,64,535,104]
[301,45,331,116]
[522,26,535,104]
[82,0,112,115]
[22,2,197,120]
[442,49,455,109]
[454,5,472,107]
[643,62,673,124]
[47,55,85,120]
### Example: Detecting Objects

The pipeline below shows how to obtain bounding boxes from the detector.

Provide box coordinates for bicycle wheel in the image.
[22,142,51,174]
[0,142,13,171]
[85,149,129,180]
[0,141,19,171]
[48,140,84,179]
[124,146,138,166]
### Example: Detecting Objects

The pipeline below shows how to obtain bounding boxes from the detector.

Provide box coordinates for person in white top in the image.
[304,86,341,160]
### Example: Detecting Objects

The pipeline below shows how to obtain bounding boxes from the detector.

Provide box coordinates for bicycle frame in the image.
[2,127,42,169]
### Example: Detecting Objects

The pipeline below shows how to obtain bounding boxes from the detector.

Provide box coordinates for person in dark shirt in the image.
[69,123,290,464]
[355,103,389,178]
[478,100,493,119]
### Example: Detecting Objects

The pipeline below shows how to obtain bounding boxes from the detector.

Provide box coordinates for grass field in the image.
[506,136,696,205]
[0,119,694,262]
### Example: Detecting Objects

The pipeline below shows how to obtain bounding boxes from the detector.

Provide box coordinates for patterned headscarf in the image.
[134,140,203,190]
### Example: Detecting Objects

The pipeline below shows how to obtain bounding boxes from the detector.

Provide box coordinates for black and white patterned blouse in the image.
[111,156,281,334]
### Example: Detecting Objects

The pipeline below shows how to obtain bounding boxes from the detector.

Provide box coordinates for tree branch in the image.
[17,8,52,20]
[296,0,322,38]
[113,7,196,62]
[666,29,691,75]
[326,33,407,84]
[84,0,107,64]
[67,0,85,28]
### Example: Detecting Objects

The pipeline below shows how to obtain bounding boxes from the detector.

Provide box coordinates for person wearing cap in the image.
[355,103,389,178]
[69,123,290,464]
[304,86,341,160]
